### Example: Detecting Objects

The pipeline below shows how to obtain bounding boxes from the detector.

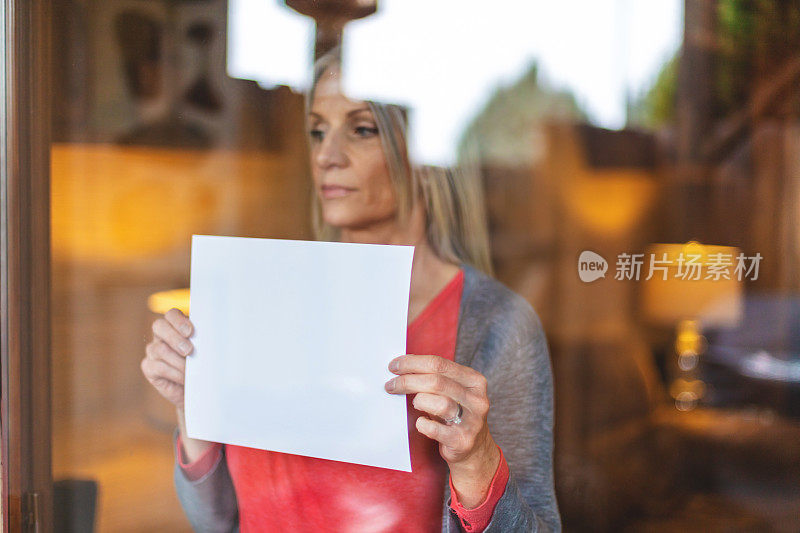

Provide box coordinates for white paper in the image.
[185,235,415,471]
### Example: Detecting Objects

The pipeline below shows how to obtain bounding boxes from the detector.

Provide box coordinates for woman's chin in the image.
[321,211,361,231]
[321,211,381,233]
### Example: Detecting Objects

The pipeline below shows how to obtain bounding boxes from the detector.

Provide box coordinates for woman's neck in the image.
[339,198,426,247]
[339,203,460,320]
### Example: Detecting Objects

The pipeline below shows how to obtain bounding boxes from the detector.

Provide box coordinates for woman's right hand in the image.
[142,307,194,410]
[142,307,217,463]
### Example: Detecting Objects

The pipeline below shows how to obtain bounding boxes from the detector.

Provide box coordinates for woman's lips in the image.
[321,185,355,199]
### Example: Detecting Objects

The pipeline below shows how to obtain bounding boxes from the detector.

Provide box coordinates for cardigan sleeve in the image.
[173,429,240,532]
[443,303,561,532]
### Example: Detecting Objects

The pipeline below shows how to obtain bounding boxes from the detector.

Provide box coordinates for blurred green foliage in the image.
[457,63,586,166]
[627,54,678,130]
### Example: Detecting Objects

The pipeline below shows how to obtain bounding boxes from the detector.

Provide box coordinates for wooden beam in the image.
[701,55,800,163]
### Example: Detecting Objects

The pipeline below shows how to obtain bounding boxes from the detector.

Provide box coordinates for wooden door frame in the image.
[1,0,53,530]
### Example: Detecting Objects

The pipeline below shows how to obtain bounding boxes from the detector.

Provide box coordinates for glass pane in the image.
[50,1,311,530]
[50,1,800,531]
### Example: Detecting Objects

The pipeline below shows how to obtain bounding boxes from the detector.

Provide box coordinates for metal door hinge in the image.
[21,492,40,533]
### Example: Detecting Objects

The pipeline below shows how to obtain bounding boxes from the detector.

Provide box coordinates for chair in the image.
[53,479,98,533]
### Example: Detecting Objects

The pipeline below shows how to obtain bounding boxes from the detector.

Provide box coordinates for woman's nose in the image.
[315,129,348,169]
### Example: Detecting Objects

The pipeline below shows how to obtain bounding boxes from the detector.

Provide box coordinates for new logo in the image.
[578,251,607,282]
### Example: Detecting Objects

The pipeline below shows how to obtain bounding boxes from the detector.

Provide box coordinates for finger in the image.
[141,356,186,386]
[152,317,193,357]
[146,339,186,373]
[389,355,483,388]
[386,373,467,406]
[165,307,193,337]
[415,416,459,446]
[412,392,461,421]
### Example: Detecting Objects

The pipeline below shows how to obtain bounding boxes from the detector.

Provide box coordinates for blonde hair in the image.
[305,48,493,276]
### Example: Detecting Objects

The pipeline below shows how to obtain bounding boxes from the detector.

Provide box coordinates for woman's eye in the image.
[354,126,379,138]
[308,129,324,141]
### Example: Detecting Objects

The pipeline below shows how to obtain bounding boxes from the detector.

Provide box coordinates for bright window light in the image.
[228,0,682,166]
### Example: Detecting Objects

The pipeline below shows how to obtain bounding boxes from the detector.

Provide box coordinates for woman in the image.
[141,50,560,532]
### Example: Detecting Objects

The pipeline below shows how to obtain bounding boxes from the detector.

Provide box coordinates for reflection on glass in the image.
[48,0,800,531]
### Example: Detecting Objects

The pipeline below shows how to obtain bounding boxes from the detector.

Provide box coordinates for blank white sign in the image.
[185,235,415,471]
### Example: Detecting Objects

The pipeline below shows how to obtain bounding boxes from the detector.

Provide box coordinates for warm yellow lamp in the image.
[641,242,744,410]
[641,241,743,328]
[147,288,190,315]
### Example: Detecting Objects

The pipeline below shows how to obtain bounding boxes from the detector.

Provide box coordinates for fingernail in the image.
[180,341,191,355]
[388,359,399,372]
[180,324,192,336]
[385,379,395,392]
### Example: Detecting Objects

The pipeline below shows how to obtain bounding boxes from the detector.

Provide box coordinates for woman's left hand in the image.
[385,354,501,507]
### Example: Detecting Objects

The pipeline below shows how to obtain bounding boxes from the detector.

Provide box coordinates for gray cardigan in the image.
[174,263,561,532]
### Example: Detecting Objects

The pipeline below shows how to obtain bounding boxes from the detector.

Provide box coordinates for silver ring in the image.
[444,403,463,425]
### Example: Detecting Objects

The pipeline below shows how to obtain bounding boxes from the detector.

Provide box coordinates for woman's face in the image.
[307,75,397,231]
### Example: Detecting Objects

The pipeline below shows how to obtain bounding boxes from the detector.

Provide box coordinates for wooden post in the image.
[673,0,717,241]
[284,0,378,63]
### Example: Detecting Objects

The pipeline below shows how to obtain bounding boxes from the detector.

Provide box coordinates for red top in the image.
[178,268,509,532]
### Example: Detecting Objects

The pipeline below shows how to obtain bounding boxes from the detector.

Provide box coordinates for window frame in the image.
[1,0,54,530]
